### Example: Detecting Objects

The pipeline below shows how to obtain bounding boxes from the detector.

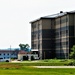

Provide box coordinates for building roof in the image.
[43,11,75,18]
[18,50,27,54]
[0,50,17,53]
[18,50,31,54]
[0,50,18,53]
[43,12,67,18]
[30,10,75,23]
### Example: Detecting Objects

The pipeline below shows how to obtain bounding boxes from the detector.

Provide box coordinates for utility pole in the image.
[10,45,11,61]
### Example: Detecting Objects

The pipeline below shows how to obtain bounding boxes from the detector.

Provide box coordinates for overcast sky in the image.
[0,0,75,49]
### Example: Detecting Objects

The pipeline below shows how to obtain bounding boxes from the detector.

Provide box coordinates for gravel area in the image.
[34,66,75,68]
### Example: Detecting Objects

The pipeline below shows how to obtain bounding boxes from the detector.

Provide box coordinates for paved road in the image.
[34,66,75,68]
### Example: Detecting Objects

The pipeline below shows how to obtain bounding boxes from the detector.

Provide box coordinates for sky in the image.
[0,0,75,49]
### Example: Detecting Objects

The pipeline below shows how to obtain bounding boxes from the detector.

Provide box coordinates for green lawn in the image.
[0,59,74,75]
[0,67,75,75]
[11,59,73,66]
[19,59,73,63]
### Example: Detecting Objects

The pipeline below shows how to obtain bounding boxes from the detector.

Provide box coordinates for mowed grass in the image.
[0,62,74,75]
[21,59,73,63]
[12,59,73,66]
[0,67,75,75]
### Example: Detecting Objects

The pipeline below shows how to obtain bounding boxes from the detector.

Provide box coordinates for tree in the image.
[70,45,75,59]
[19,44,31,52]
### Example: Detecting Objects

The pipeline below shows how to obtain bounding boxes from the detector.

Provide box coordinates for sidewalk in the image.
[33,66,75,68]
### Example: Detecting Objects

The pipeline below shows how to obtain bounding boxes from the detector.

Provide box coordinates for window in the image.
[32,24,36,28]
[56,20,60,25]
[61,19,66,23]
[56,42,60,48]
[56,32,60,38]
[61,41,68,47]
[56,28,60,32]
[56,39,60,42]
[34,34,36,38]
[61,18,68,23]
[38,44,40,49]
[61,31,66,36]
[7,57,9,59]
[56,17,68,25]
[61,42,66,45]
[34,44,36,48]
[7,53,9,55]
[66,30,68,35]
[32,44,34,49]
[38,30,42,38]
[66,41,68,45]
[61,26,67,31]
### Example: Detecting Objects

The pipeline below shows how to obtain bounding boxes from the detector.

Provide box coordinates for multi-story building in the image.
[30,11,75,59]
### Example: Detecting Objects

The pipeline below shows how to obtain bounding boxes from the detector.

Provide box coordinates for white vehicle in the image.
[33,54,39,60]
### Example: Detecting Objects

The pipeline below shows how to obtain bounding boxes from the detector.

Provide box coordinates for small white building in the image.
[18,50,39,61]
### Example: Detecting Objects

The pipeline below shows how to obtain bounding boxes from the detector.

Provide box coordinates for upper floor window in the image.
[61,18,68,24]
[56,20,60,25]
[32,24,36,28]
[56,17,68,25]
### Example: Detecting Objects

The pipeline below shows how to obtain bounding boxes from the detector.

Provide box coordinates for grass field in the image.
[0,59,74,75]
[0,67,75,75]
[11,59,73,66]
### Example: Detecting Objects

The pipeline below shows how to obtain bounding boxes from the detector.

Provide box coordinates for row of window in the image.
[32,26,69,38]
[4,57,9,59]
[32,43,42,49]
[56,53,68,58]
[55,29,68,38]
[56,18,68,25]
[56,41,68,45]
[0,57,10,59]
[32,44,37,49]
[32,30,42,34]
[32,24,42,30]
[55,42,69,48]
[0,53,9,55]
[56,38,69,42]
[56,49,69,53]
[0,53,16,56]
[55,26,69,32]
[32,30,42,40]
[32,24,36,28]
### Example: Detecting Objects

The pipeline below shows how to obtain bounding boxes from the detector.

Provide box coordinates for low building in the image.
[18,50,39,60]
[0,50,19,61]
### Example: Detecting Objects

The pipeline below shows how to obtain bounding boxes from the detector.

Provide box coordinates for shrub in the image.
[68,61,75,66]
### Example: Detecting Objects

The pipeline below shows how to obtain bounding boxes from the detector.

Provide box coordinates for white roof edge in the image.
[31,49,38,51]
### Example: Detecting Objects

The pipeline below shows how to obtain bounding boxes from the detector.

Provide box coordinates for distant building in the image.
[30,11,75,59]
[18,50,39,60]
[0,50,19,61]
